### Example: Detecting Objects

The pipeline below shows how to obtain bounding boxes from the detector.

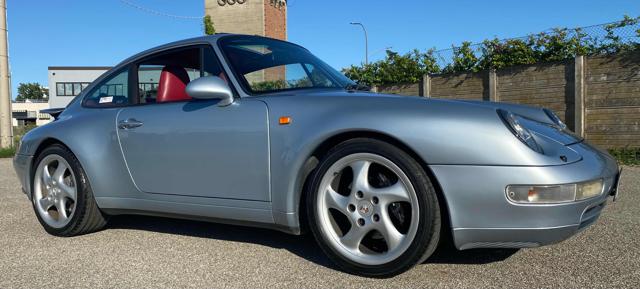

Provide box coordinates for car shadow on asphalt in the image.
[107,215,518,269]
[426,245,519,265]
[106,215,339,270]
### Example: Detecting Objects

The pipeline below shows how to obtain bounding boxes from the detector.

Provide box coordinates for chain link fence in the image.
[431,18,640,69]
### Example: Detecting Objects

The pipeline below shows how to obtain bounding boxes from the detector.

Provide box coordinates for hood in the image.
[263,89,581,146]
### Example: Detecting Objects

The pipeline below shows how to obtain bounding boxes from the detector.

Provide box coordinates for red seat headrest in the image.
[157,65,192,103]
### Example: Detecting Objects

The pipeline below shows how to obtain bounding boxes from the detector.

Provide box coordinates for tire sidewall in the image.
[31,144,89,236]
[307,138,440,277]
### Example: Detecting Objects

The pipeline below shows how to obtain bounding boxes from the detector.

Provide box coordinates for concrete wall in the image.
[431,71,488,100]
[205,0,287,40]
[48,67,109,108]
[205,0,264,36]
[375,51,640,149]
[375,83,420,96]
[497,62,575,129]
[584,53,640,148]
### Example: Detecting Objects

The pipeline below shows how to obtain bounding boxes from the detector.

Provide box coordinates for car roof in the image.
[116,33,301,68]
[115,34,229,68]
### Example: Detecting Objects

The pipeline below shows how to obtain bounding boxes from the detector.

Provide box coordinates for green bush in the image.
[0,147,15,158]
[343,49,440,86]
[0,125,36,158]
[345,15,640,86]
[608,148,640,166]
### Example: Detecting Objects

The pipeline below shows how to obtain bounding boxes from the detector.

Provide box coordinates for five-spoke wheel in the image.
[317,153,419,265]
[33,154,77,228]
[308,138,441,277]
[31,144,108,236]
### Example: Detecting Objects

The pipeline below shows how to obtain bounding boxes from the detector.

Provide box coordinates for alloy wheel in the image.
[33,154,78,228]
[316,153,419,266]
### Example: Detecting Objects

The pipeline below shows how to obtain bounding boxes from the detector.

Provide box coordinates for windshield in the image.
[219,36,355,94]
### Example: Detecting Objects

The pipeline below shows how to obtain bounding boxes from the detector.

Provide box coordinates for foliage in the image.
[16,83,48,101]
[345,15,640,86]
[250,80,289,91]
[609,147,640,166]
[0,125,36,158]
[0,147,15,158]
[343,49,440,86]
[203,15,216,35]
[443,42,479,73]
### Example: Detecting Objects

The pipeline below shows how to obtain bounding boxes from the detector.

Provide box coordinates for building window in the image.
[56,82,91,96]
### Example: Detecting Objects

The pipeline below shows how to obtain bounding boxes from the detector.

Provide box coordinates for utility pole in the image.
[350,22,368,65]
[0,0,11,148]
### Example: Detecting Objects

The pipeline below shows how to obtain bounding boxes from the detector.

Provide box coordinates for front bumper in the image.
[13,153,33,199]
[430,141,619,250]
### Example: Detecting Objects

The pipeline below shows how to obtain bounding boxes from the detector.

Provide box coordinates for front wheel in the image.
[31,144,108,236]
[307,138,441,277]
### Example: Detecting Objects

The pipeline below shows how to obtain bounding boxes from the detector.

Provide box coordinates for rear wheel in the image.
[307,138,441,277]
[31,144,108,236]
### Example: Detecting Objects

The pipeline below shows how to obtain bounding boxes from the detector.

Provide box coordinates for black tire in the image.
[307,138,441,277]
[31,144,108,236]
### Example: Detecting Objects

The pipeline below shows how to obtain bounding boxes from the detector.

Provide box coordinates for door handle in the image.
[118,118,144,129]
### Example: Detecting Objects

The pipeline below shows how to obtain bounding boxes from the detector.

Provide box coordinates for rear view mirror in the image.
[185,76,234,106]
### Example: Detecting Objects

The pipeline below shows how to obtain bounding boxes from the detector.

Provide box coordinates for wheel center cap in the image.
[357,201,373,217]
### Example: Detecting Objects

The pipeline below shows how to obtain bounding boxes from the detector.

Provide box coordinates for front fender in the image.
[261,93,581,231]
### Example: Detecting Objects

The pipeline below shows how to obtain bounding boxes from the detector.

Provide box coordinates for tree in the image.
[203,15,216,35]
[16,83,47,101]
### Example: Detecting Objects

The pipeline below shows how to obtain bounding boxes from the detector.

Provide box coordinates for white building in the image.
[48,66,110,108]
[12,99,51,126]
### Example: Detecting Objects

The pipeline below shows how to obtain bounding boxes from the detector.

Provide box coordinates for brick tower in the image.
[205,0,287,40]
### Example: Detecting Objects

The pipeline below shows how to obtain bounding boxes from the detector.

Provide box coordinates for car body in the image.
[13,34,621,276]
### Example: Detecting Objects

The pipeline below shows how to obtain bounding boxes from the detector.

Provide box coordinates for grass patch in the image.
[608,147,640,166]
[0,125,36,158]
[0,146,15,158]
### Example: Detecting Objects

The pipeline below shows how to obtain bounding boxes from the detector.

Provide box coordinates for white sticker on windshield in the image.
[99,96,113,103]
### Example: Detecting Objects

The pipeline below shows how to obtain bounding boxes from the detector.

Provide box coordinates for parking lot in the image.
[0,158,638,288]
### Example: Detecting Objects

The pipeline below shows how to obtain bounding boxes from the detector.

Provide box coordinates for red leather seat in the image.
[156,65,192,103]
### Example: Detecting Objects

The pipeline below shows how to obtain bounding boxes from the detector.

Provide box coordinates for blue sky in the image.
[8,0,640,98]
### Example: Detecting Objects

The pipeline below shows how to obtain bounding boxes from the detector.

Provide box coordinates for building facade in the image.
[205,0,287,40]
[48,66,110,108]
[12,99,50,126]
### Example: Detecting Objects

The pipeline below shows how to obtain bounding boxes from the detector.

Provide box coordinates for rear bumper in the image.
[12,153,33,199]
[430,141,619,250]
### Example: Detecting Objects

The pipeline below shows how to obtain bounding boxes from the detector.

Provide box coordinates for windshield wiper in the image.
[345,83,371,92]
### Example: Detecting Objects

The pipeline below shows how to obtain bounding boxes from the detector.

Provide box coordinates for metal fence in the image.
[431,18,640,69]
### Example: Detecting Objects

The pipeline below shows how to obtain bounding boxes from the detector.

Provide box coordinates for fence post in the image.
[574,55,585,137]
[419,74,431,97]
[488,69,498,102]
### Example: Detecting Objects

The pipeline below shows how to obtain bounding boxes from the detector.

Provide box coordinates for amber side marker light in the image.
[279,116,292,125]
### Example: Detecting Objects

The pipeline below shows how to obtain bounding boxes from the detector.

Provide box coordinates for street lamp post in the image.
[350,22,368,65]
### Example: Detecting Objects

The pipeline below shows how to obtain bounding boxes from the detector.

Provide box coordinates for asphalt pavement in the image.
[0,158,638,288]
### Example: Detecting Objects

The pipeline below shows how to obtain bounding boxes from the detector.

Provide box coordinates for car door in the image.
[116,45,271,201]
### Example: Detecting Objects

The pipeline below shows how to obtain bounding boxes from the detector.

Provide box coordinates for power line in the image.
[119,0,203,20]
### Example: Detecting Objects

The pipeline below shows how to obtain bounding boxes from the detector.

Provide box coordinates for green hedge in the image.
[344,15,640,86]
[608,148,640,166]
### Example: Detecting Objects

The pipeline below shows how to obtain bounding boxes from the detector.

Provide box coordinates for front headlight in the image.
[497,109,542,153]
[543,108,567,130]
[506,179,604,204]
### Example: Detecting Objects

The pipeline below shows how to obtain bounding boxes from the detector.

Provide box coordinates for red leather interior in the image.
[157,65,192,103]
[218,72,229,85]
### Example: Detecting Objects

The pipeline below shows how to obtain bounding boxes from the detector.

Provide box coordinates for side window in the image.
[136,46,203,104]
[83,69,129,107]
[203,46,226,78]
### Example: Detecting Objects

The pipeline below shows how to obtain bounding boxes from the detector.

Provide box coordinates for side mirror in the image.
[185,76,234,106]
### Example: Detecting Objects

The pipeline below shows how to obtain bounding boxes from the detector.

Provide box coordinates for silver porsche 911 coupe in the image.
[13,34,621,277]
